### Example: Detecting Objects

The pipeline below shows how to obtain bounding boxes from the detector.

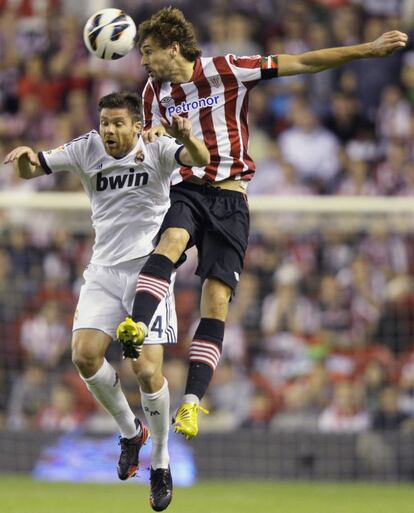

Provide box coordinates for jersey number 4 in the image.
[150,315,163,338]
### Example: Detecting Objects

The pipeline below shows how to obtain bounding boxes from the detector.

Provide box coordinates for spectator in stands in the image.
[270,378,318,431]
[320,228,354,274]
[376,85,412,141]
[20,300,70,370]
[7,364,52,430]
[315,274,352,349]
[400,51,414,105]
[398,359,414,418]
[358,222,409,278]
[279,98,341,193]
[337,256,385,346]
[202,360,252,431]
[36,382,86,431]
[318,381,370,433]
[323,92,374,144]
[375,275,414,355]
[361,360,391,415]
[262,263,319,340]
[371,386,414,431]
[398,161,414,195]
[337,158,378,196]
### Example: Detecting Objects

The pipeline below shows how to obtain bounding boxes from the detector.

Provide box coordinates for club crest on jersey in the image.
[207,74,222,88]
[45,145,65,155]
[96,168,149,191]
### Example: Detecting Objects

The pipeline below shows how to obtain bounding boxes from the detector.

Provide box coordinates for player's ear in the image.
[170,42,179,58]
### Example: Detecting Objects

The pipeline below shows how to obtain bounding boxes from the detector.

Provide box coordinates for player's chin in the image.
[105,143,118,155]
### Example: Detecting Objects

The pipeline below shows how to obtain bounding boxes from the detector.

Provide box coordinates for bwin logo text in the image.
[96,168,149,191]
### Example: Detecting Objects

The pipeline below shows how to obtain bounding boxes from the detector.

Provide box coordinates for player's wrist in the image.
[178,133,193,145]
[364,41,376,58]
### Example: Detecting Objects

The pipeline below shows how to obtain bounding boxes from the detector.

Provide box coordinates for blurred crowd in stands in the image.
[2,0,414,435]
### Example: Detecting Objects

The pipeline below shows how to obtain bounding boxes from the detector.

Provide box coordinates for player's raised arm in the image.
[161,113,210,167]
[278,30,408,76]
[3,146,45,179]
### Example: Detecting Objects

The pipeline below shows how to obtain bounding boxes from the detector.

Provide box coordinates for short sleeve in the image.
[227,54,279,82]
[153,136,184,175]
[38,132,95,175]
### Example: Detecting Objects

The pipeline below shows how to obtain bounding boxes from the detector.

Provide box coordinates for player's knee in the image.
[71,342,102,377]
[203,281,231,319]
[157,228,189,261]
[204,299,229,319]
[133,360,161,389]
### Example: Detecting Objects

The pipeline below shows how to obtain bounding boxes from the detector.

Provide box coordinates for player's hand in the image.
[161,114,192,143]
[370,31,408,57]
[142,125,166,143]
[3,146,39,166]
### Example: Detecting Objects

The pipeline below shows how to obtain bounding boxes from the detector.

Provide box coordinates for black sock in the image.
[131,254,174,327]
[185,318,224,400]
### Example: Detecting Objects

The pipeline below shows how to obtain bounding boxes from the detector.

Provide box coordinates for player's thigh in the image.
[74,263,127,340]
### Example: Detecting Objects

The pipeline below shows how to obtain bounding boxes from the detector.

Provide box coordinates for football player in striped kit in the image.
[117,7,408,439]
[4,91,209,512]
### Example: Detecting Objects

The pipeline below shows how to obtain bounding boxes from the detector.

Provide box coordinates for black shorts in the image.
[160,182,250,293]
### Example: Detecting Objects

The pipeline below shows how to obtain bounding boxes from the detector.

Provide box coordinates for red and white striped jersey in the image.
[142,53,278,184]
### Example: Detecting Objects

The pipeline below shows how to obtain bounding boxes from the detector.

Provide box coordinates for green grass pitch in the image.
[1,475,413,513]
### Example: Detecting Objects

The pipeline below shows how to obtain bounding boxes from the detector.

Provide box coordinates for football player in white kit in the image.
[4,91,210,512]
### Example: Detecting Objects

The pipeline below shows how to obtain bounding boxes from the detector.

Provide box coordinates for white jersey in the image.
[39,130,183,265]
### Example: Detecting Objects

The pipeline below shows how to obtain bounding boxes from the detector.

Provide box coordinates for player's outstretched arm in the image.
[4,146,44,179]
[161,114,210,167]
[278,30,408,76]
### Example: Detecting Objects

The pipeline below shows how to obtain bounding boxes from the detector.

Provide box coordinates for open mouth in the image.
[106,140,117,147]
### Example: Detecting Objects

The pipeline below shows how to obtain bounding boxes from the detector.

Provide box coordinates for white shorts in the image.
[73,257,177,344]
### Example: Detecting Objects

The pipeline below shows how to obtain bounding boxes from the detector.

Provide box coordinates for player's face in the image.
[99,108,141,158]
[140,37,175,82]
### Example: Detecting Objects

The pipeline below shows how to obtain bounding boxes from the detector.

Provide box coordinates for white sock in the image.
[141,378,170,469]
[82,358,139,439]
[183,394,199,406]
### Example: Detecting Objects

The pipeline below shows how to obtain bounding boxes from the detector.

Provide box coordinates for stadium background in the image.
[1,0,414,509]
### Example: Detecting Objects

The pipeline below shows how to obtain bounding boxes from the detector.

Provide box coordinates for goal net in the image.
[1,192,414,480]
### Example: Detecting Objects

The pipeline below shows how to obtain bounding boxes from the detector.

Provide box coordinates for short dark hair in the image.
[98,92,142,121]
[138,7,201,61]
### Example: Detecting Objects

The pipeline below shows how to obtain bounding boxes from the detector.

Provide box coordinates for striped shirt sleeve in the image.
[228,54,279,82]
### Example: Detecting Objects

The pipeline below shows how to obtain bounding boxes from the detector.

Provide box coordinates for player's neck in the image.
[170,57,196,84]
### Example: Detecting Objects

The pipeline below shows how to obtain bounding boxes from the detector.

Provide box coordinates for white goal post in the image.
[1,192,414,213]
